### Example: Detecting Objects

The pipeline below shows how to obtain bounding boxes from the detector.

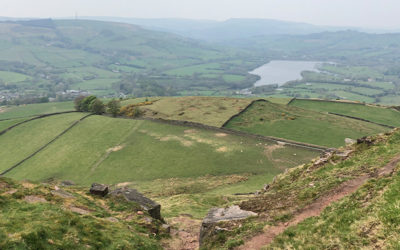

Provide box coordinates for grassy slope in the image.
[0,102,74,120]
[7,114,317,184]
[203,129,400,249]
[224,101,388,148]
[271,168,400,248]
[0,177,163,249]
[0,113,86,173]
[3,114,318,218]
[140,96,257,127]
[290,99,400,127]
[0,117,27,131]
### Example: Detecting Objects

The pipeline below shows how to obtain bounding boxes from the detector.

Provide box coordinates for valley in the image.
[1,13,400,249]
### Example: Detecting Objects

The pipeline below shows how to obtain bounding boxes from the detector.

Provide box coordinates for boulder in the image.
[90,183,109,197]
[357,136,375,145]
[110,188,162,220]
[345,138,356,145]
[199,205,257,246]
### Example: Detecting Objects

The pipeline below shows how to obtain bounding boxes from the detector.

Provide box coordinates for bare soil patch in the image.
[24,195,47,203]
[68,206,91,215]
[215,133,228,137]
[106,145,124,153]
[216,146,229,153]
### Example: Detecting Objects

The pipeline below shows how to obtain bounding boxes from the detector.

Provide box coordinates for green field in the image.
[290,99,400,127]
[224,100,389,147]
[0,71,29,83]
[1,113,319,218]
[0,118,28,131]
[0,102,74,120]
[0,113,86,172]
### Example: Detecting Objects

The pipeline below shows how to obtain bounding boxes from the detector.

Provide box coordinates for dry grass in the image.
[140,96,258,127]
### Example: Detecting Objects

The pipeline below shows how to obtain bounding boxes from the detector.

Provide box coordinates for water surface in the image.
[250,60,322,87]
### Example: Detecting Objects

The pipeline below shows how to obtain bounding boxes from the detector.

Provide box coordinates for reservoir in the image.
[250,60,322,87]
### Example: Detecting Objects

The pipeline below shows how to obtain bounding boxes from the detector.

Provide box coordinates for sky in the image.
[1,0,400,29]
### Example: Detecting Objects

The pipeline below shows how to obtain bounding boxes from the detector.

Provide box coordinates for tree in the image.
[80,95,97,112]
[89,99,105,115]
[106,99,121,117]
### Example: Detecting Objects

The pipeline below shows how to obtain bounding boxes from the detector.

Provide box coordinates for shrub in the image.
[120,104,144,118]
[89,99,105,115]
[106,99,121,117]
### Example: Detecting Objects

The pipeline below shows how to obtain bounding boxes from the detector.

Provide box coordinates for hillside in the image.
[224,100,389,147]
[2,96,400,248]
[0,19,259,100]
[201,129,400,249]
[0,104,320,220]
[289,99,400,127]
[0,177,166,248]
[83,17,346,42]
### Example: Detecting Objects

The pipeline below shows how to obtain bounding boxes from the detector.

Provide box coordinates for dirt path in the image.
[163,215,202,250]
[238,154,400,250]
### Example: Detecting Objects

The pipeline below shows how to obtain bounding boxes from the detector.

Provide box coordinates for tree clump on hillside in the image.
[74,95,105,115]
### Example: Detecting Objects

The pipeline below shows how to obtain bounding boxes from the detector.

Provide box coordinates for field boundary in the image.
[328,112,395,129]
[286,98,297,105]
[134,117,330,152]
[221,99,269,128]
[0,111,77,136]
[287,98,397,128]
[288,98,366,106]
[0,114,92,176]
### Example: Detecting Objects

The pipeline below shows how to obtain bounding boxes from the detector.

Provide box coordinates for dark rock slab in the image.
[110,188,162,220]
[90,183,109,197]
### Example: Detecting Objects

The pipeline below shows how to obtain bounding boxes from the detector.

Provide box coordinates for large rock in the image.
[199,205,257,246]
[110,188,162,220]
[90,183,109,197]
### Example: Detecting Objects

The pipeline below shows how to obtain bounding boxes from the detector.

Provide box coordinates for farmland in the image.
[224,100,389,148]
[1,112,319,218]
[0,102,74,120]
[289,99,400,127]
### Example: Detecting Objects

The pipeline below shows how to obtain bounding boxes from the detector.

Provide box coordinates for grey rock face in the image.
[90,183,109,197]
[199,205,257,246]
[110,188,162,221]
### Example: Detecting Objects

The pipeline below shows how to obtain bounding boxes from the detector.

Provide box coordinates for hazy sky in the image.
[2,0,400,29]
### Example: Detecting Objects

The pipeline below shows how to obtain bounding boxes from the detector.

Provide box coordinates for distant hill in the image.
[81,17,349,42]
[0,19,260,100]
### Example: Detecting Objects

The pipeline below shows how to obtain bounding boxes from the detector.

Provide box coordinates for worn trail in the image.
[238,154,400,250]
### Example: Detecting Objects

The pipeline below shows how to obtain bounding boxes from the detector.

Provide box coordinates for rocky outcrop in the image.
[199,205,257,246]
[90,183,109,197]
[110,188,162,221]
